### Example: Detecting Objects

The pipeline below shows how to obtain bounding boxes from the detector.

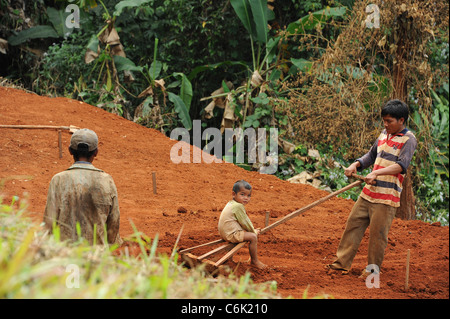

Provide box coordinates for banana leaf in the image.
[248,0,270,44]
[188,61,248,81]
[287,6,347,34]
[230,0,274,44]
[47,7,72,37]
[168,92,192,130]
[114,0,152,16]
[172,72,193,111]
[113,56,143,72]
[8,25,59,46]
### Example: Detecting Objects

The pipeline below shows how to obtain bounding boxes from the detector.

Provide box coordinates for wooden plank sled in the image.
[179,239,225,254]
[181,242,247,274]
[180,241,238,269]
[180,174,365,272]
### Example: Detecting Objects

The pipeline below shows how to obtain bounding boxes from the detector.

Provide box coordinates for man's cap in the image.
[70,128,98,151]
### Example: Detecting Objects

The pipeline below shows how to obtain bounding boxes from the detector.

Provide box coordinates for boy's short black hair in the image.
[69,145,97,161]
[233,180,252,193]
[381,99,409,123]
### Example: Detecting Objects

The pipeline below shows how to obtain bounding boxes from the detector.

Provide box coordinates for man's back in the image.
[44,163,121,245]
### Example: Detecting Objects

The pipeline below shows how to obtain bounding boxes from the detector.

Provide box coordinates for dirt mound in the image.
[0,86,448,299]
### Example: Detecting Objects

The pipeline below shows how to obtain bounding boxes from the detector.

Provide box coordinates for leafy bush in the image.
[35,31,91,97]
[412,89,449,225]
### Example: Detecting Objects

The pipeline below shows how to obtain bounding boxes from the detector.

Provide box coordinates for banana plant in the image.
[80,0,192,129]
[7,6,79,46]
[224,0,277,129]
[114,38,192,131]
[199,2,349,168]
[207,2,348,131]
[230,0,274,72]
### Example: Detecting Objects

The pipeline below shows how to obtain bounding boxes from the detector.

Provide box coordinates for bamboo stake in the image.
[265,211,270,227]
[58,130,62,158]
[152,172,157,194]
[405,249,411,291]
[1,125,80,158]
[170,224,184,259]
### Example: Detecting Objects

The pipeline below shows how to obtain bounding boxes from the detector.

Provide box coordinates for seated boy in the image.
[218,180,266,269]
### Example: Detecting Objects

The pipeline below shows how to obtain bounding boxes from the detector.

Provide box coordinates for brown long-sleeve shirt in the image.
[43,162,122,245]
[218,200,255,243]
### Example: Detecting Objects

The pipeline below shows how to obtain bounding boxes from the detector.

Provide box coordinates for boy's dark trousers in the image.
[331,197,397,271]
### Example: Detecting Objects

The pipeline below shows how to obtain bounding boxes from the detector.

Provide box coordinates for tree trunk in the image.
[392,18,416,220]
[396,167,416,220]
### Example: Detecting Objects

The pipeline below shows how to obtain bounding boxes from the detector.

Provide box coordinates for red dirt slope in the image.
[0,86,448,299]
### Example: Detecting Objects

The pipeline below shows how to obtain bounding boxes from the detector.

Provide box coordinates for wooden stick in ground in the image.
[265,211,270,227]
[58,130,62,158]
[152,172,157,194]
[405,249,411,291]
[260,179,363,234]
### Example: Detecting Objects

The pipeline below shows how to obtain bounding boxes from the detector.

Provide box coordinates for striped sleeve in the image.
[396,131,417,173]
[357,138,379,170]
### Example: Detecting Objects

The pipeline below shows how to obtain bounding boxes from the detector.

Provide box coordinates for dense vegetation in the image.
[0,0,448,225]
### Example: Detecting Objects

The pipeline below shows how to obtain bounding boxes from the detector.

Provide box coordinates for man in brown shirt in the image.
[43,129,121,245]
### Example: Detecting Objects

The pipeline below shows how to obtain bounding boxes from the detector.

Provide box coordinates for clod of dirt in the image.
[177,206,188,214]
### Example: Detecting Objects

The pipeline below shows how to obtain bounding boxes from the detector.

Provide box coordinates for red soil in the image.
[0,86,448,299]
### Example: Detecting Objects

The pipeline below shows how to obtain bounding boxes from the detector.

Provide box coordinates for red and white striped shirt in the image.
[356,128,417,207]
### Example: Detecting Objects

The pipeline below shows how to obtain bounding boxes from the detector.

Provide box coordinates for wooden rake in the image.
[180,174,366,273]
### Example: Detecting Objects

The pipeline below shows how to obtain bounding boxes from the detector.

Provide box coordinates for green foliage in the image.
[7,25,59,46]
[113,0,152,17]
[286,6,347,34]
[230,0,274,45]
[168,92,192,130]
[0,196,281,299]
[35,31,91,97]
[412,88,449,225]
[244,93,272,128]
